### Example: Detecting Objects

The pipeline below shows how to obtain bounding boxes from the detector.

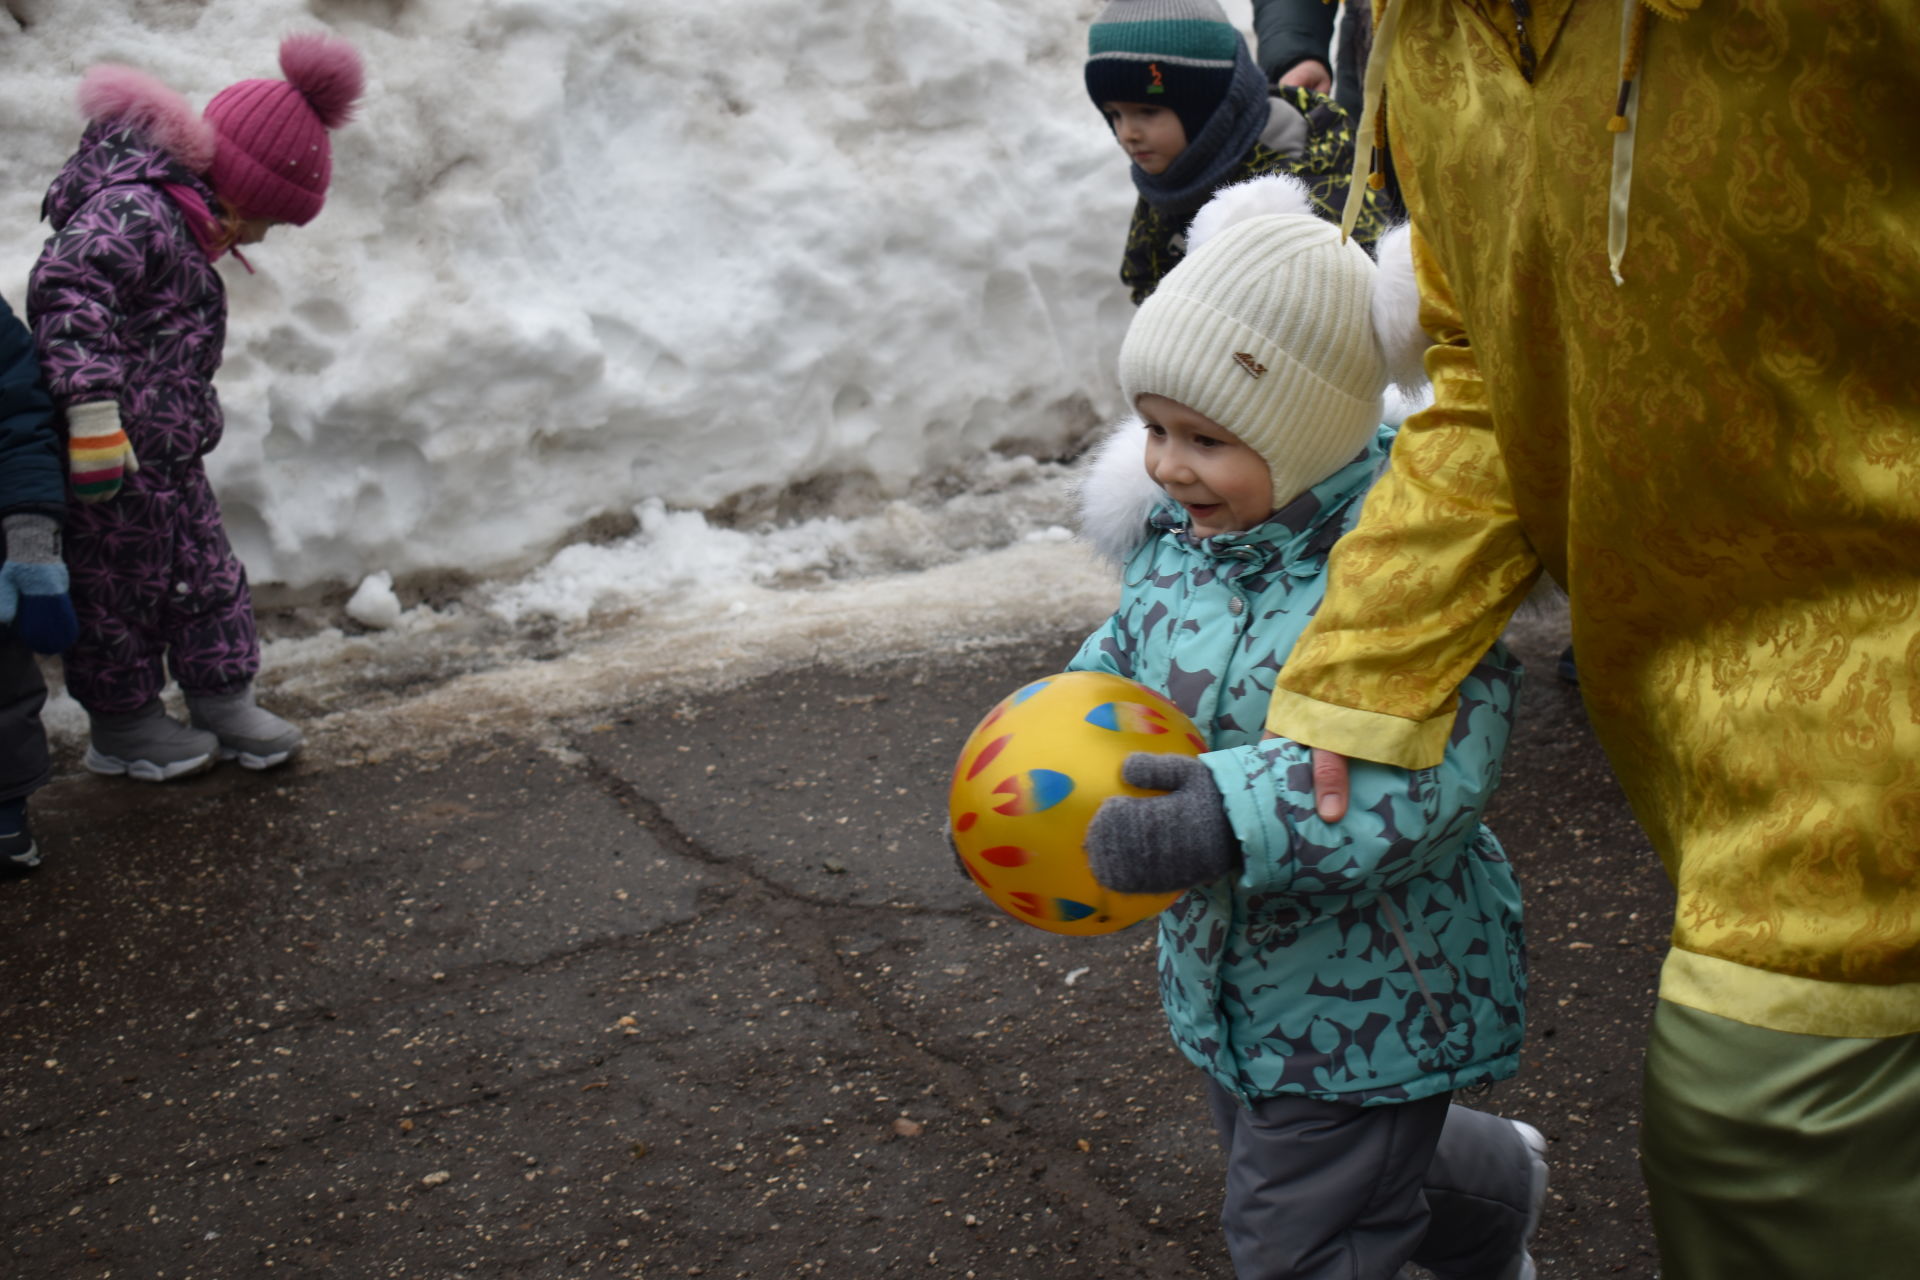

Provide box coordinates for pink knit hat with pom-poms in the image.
[203,33,364,225]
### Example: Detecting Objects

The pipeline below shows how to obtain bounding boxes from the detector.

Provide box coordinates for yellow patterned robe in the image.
[1266,0,1920,1038]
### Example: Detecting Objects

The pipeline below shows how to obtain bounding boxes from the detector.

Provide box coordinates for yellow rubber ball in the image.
[948,670,1207,936]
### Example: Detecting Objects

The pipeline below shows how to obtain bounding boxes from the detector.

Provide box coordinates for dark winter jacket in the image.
[0,295,66,520]
[1248,0,1403,228]
[1069,423,1527,1105]
[1120,86,1394,305]
[1251,0,1373,116]
[28,122,229,465]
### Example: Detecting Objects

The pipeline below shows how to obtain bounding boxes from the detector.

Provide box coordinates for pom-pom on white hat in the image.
[1119,175,1428,508]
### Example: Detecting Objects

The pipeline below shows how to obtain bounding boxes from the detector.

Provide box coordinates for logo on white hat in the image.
[1233,352,1267,379]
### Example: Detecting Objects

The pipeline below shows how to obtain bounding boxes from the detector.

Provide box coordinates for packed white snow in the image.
[343,570,402,630]
[1,0,1165,595]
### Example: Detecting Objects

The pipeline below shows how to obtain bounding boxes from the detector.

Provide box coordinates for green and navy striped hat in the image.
[1085,0,1242,144]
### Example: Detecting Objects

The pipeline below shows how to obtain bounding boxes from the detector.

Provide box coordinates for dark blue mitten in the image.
[1086,752,1239,894]
[0,514,77,654]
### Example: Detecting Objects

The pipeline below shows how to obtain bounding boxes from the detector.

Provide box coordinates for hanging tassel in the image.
[1607,84,1632,132]
[1607,3,1650,133]
[1606,0,1651,284]
[1341,0,1403,241]
[1369,100,1390,188]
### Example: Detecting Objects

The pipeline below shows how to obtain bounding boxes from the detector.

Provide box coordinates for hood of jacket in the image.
[42,120,214,232]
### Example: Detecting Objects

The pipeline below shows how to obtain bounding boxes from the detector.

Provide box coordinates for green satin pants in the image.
[1640,999,1920,1280]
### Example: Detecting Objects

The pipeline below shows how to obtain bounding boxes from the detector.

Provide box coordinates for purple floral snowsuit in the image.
[26,123,259,716]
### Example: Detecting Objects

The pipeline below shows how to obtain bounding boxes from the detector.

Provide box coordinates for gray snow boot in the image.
[186,685,304,770]
[86,701,221,782]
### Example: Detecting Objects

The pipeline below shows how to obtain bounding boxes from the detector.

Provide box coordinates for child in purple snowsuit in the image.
[27,35,364,781]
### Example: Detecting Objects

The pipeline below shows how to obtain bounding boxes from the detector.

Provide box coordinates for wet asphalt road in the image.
[1,613,1671,1279]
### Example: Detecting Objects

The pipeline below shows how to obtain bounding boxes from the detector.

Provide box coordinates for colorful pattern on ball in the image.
[1085,701,1171,735]
[964,734,1011,781]
[992,769,1073,815]
[1006,892,1100,923]
[947,670,1205,936]
[1010,679,1052,705]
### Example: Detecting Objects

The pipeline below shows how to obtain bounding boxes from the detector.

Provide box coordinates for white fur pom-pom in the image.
[1185,174,1316,255]
[1370,223,1430,395]
[1071,416,1165,570]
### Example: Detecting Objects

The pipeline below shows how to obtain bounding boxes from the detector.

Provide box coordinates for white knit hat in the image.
[1118,175,1424,509]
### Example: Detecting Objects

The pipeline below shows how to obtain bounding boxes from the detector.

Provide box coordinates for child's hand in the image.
[1085,754,1238,894]
[0,514,78,655]
[66,401,139,502]
[1277,59,1333,95]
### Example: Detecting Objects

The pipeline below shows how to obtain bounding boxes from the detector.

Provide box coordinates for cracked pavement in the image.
[2,615,1670,1278]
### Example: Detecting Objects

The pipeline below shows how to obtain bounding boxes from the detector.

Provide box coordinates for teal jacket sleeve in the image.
[1065,537,1157,677]
[1066,625,1125,677]
[1201,641,1522,895]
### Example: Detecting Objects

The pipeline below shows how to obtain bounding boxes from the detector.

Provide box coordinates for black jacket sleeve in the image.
[0,294,69,520]
[1250,0,1336,83]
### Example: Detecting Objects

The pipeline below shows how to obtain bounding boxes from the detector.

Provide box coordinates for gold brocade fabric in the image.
[1270,0,1920,1034]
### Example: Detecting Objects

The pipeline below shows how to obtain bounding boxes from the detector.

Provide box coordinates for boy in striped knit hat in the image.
[1085,0,1394,304]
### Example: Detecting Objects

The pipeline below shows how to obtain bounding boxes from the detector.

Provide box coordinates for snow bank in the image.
[0,0,1186,593]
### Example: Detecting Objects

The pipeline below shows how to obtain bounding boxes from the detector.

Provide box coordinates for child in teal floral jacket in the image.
[1068,176,1546,1280]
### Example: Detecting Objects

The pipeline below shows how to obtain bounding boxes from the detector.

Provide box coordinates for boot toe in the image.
[222,730,303,771]
[86,707,223,784]
[84,741,220,782]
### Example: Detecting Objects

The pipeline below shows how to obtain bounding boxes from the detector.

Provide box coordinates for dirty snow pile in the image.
[1,1,1353,758]
[0,0,1168,603]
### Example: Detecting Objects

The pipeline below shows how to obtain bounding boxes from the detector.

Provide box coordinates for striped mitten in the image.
[66,401,138,502]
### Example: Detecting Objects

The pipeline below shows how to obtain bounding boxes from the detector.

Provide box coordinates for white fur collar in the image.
[1071,416,1165,570]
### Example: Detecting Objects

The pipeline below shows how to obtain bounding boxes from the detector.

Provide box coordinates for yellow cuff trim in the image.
[1661,949,1920,1039]
[1263,687,1453,770]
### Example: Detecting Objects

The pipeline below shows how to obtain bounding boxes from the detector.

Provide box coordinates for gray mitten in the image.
[1086,753,1239,894]
[0,513,77,654]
